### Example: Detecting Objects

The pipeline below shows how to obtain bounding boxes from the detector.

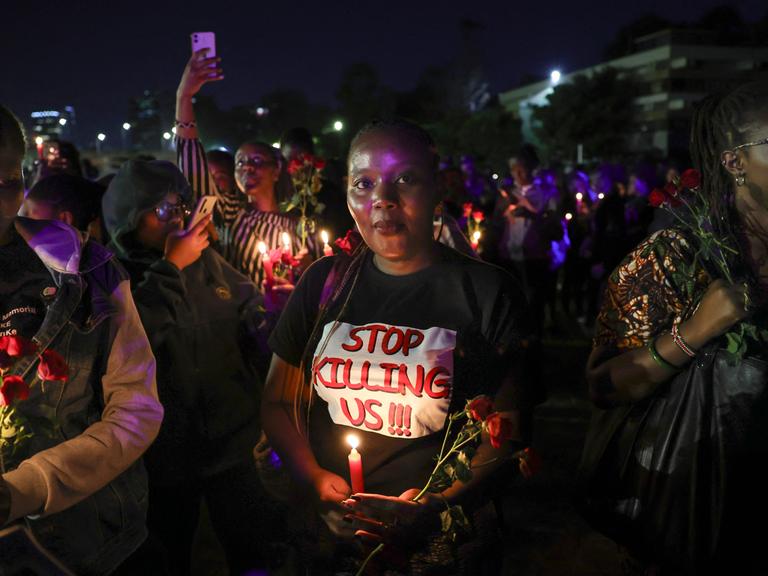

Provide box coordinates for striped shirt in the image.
[176,136,314,287]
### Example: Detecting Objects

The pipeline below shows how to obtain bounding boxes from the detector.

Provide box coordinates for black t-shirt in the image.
[269,244,528,495]
[0,229,52,339]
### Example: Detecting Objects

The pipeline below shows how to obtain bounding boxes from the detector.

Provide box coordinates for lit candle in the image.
[35,136,44,159]
[471,230,481,250]
[321,230,333,257]
[347,434,364,494]
[258,241,274,287]
[281,231,291,256]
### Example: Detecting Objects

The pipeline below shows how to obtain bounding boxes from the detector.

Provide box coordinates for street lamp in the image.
[162,132,172,140]
[550,69,561,85]
[58,118,67,126]
[122,122,131,131]
[96,133,106,153]
[333,120,344,132]
[271,142,280,149]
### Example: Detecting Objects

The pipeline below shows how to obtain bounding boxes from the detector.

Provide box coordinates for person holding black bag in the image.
[580,82,768,574]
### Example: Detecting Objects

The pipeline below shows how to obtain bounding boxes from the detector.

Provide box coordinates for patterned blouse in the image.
[594,228,711,352]
[176,136,315,288]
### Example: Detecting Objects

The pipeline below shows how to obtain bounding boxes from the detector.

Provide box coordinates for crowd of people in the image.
[1,47,767,576]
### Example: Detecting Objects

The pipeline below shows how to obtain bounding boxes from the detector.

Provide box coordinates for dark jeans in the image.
[146,462,285,576]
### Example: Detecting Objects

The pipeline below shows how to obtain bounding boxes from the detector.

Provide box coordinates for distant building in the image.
[30,106,76,142]
[499,29,768,159]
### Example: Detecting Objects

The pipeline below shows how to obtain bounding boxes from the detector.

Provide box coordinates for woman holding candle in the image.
[262,119,533,573]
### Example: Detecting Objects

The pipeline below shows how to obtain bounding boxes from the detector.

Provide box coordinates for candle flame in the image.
[472,230,481,242]
[346,434,359,449]
[257,241,267,255]
[575,192,583,201]
[281,232,291,249]
[565,212,573,221]
[321,230,330,244]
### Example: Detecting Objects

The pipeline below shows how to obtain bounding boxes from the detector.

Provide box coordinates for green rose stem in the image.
[355,414,481,576]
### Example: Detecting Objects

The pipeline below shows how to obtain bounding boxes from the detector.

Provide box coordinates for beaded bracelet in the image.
[671,323,697,358]
[647,338,681,372]
[174,120,197,129]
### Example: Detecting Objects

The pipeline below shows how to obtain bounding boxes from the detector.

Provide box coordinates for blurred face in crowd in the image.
[509,158,532,188]
[209,158,235,195]
[347,128,440,268]
[234,143,280,199]
[0,147,24,243]
[136,192,185,252]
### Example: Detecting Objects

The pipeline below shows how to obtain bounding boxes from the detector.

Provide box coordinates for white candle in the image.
[258,241,274,287]
[321,230,333,257]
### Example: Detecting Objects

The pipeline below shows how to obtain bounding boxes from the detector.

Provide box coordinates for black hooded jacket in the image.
[102,160,265,482]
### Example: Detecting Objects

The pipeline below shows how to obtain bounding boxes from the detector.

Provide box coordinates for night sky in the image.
[2,0,764,144]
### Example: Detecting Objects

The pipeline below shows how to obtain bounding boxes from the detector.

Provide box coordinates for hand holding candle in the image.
[347,434,364,494]
[258,241,275,288]
[321,230,333,257]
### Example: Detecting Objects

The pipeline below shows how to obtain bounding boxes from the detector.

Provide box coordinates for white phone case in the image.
[187,196,217,230]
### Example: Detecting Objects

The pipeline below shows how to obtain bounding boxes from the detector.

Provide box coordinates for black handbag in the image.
[579,344,768,574]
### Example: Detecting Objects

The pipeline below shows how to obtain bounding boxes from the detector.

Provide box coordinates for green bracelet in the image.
[647,338,681,372]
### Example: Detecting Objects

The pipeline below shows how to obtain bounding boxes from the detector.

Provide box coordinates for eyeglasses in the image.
[732,136,768,152]
[235,156,276,169]
[154,200,190,222]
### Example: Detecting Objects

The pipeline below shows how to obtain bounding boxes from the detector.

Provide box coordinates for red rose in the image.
[334,229,363,256]
[679,168,701,190]
[0,375,30,406]
[313,157,326,171]
[287,158,304,175]
[462,203,473,218]
[518,447,543,479]
[467,395,494,421]
[663,182,679,198]
[485,412,514,449]
[649,188,666,208]
[472,210,484,223]
[0,335,37,358]
[37,349,69,382]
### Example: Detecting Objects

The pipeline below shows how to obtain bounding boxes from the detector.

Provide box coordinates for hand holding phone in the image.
[187,196,217,231]
[191,32,216,59]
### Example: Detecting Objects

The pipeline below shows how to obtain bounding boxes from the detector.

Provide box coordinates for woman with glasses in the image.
[175,49,312,290]
[582,82,768,573]
[102,159,284,575]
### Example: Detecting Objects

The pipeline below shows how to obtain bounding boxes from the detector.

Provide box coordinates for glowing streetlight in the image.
[550,69,561,85]
[333,120,344,132]
[598,192,605,200]
[97,133,106,142]
[272,142,280,149]
[171,126,177,135]
[122,122,131,131]
[162,132,172,140]
[492,173,499,180]
[58,118,67,126]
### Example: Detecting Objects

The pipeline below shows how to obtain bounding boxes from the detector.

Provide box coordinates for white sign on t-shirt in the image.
[312,321,457,439]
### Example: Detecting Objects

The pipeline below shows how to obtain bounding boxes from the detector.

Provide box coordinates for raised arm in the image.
[175,50,224,207]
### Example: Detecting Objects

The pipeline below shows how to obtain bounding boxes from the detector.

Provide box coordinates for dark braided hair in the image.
[689,82,768,271]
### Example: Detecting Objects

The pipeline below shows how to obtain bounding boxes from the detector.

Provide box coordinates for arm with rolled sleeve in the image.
[1,278,163,522]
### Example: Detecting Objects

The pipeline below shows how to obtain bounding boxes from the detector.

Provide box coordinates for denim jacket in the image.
[2,218,163,575]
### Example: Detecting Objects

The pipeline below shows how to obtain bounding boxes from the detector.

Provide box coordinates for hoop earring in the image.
[736,172,746,187]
